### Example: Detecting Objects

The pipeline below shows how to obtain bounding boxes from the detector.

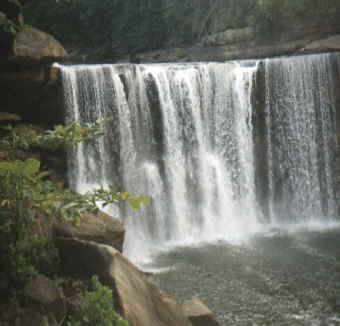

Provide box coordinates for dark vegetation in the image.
[22,0,340,59]
[1,0,340,59]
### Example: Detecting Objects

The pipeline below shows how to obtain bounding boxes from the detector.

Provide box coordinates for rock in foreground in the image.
[56,238,193,326]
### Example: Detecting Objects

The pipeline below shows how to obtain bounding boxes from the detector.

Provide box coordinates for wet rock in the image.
[182,297,220,326]
[54,210,125,252]
[55,238,193,326]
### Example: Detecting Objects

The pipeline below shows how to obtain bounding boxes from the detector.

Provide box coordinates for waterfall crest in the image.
[60,53,339,263]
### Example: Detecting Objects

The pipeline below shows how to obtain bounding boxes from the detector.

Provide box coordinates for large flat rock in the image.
[54,210,125,252]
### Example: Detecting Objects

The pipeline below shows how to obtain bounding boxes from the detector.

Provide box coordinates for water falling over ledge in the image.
[60,53,339,264]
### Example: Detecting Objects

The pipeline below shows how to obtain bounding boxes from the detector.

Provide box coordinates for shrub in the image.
[67,276,128,326]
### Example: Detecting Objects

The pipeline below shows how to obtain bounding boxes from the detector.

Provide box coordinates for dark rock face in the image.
[25,275,66,324]
[13,28,68,60]
[54,210,125,252]
[0,60,64,127]
[55,238,193,326]
[0,26,67,127]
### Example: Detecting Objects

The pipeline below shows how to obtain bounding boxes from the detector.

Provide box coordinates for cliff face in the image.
[0,60,64,127]
[133,23,340,63]
[0,26,68,127]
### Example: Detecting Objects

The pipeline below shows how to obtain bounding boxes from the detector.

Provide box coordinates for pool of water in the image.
[149,228,340,325]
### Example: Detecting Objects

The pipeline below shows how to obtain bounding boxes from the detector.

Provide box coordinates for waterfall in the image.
[263,54,339,224]
[60,53,339,263]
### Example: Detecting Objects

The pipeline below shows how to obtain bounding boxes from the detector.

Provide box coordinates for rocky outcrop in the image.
[55,238,193,326]
[0,60,64,127]
[302,35,340,52]
[13,28,68,60]
[201,27,255,47]
[182,297,220,326]
[54,210,125,252]
[133,24,340,63]
[0,25,67,127]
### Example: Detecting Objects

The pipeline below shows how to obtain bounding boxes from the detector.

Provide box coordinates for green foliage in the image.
[41,118,111,149]
[0,11,20,34]
[0,119,110,151]
[0,121,150,297]
[0,158,59,294]
[67,276,128,326]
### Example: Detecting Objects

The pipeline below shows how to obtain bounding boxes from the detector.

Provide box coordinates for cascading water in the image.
[263,54,339,224]
[59,53,339,264]
[61,62,260,262]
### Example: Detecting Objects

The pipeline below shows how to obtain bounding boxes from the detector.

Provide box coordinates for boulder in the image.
[54,210,125,252]
[55,238,193,326]
[302,35,340,52]
[25,275,66,324]
[13,28,68,59]
[182,297,220,326]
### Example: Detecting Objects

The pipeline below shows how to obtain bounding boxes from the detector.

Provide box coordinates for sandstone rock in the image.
[182,297,220,326]
[25,275,66,324]
[55,238,193,326]
[13,28,68,59]
[302,35,340,52]
[0,112,21,122]
[54,210,125,252]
